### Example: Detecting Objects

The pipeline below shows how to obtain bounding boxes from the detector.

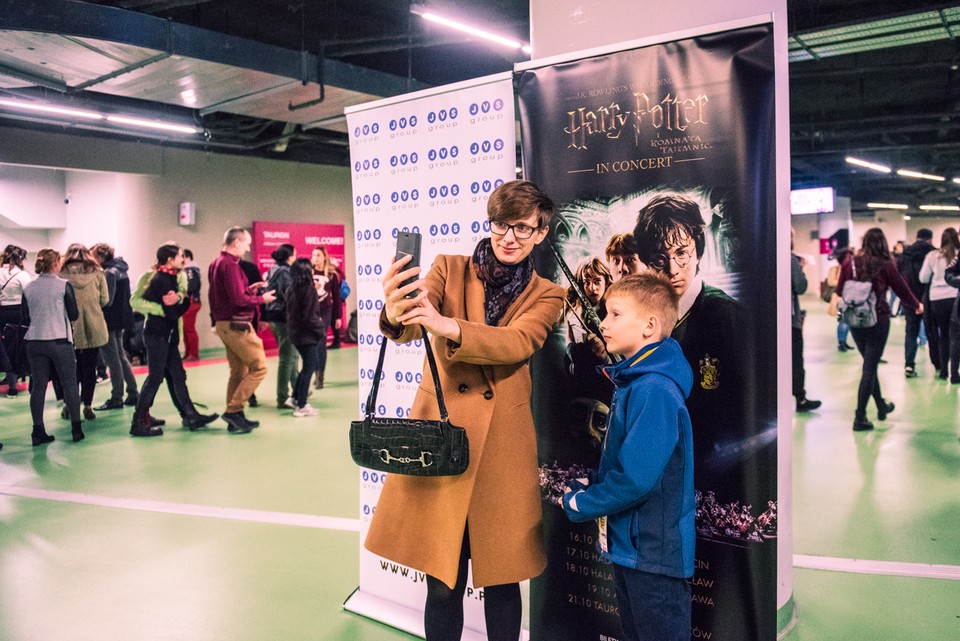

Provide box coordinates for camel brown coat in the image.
[365,254,564,589]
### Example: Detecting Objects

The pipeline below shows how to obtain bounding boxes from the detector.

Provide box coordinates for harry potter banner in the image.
[517,23,778,641]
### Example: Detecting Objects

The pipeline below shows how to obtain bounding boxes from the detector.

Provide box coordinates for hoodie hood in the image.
[103,257,130,280]
[603,338,693,399]
[902,240,932,260]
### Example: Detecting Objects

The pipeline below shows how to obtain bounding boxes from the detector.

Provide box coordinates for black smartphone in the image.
[394,231,422,298]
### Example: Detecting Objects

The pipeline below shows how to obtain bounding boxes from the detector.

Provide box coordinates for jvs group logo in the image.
[428,221,462,246]
[394,370,423,386]
[354,192,382,215]
[426,106,459,132]
[468,97,506,124]
[469,138,506,164]
[352,122,381,143]
[427,183,460,207]
[358,333,384,353]
[395,406,411,418]
[427,145,459,169]
[355,228,384,249]
[470,219,492,243]
[390,226,421,238]
[359,368,386,382]
[360,401,387,416]
[389,151,419,175]
[356,263,385,285]
[357,299,384,312]
[470,178,506,202]
[390,188,420,211]
[388,114,419,139]
[352,157,381,178]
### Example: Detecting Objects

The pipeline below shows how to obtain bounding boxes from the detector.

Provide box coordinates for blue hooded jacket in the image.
[562,338,695,579]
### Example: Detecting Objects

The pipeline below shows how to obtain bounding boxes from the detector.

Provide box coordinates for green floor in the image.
[0,299,958,640]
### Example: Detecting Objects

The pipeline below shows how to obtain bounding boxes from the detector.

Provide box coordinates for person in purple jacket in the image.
[837,227,923,431]
[208,227,276,434]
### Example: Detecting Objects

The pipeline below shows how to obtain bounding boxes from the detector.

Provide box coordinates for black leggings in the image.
[850,316,890,417]
[75,347,99,406]
[424,528,521,641]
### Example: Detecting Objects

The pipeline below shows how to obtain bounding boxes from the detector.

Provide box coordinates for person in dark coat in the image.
[285,258,324,417]
[91,243,139,409]
[897,228,934,377]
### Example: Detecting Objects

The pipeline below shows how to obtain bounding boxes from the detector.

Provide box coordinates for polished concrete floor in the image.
[0,298,957,640]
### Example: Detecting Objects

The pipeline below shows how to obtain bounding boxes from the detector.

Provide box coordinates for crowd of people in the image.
[795,225,960,432]
[0,229,348,450]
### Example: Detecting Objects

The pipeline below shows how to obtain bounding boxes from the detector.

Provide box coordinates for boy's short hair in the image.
[605,232,640,260]
[605,273,680,336]
[633,195,706,265]
[487,180,554,228]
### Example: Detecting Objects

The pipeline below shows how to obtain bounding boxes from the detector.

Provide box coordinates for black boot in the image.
[130,412,163,437]
[32,426,55,446]
[183,410,219,431]
[877,400,895,421]
[71,421,85,443]
[853,413,874,431]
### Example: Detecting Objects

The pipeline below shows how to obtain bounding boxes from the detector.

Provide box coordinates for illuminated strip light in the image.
[411,4,531,54]
[952,177,960,185]
[0,98,102,120]
[896,169,945,181]
[106,115,198,135]
[867,203,909,210]
[845,156,891,173]
[919,204,960,211]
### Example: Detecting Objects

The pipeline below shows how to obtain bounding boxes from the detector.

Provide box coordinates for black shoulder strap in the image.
[363,330,448,421]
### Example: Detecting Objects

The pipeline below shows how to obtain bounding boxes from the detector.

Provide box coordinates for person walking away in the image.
[837,228,923,431]
[60,243,109,421]
[285,258,324,417]
[792,230,821,412]
[208,227,276,433]
[262,244,298,409]
[309,246,341,390]
[919,228,960,381]
[21,248,84,444]
[0,244,32,396]
[130,242,218,436]
[897,228,934,377]
[91,243,139,409]
[181,249,202,362]
[940,243,960,384]
[827,248,853,351]
[561,274,694,641]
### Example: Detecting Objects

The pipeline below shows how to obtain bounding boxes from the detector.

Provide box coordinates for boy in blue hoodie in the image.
[561,272,695,641]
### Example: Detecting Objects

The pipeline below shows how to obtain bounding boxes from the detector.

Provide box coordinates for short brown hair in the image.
[605,232,640,260]
[90,243,115,263]
[605,273,680,337]
[487,180,554,228]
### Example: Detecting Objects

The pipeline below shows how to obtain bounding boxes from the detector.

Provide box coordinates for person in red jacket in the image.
[837,227,923,431]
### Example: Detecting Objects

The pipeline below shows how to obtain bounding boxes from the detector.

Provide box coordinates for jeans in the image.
[75,347,99,406]
[26,340,81,427]
[850,316,891,417]
[837,319,850,346]
[270,322,299,403]
[215,321,267,413]
[423,528,521,641]
[293,343,319,409]
[904,308,923,368]
[182,300,201,359]
[792,326,806,400]
[613,565,691,641]
[100,329,138,401]
[135,330,196,422]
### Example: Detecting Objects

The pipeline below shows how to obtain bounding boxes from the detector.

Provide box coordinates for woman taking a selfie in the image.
[366,180,565,641]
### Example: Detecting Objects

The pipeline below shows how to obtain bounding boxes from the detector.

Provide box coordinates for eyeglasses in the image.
[489,220,540,240]
[647,246,695,273]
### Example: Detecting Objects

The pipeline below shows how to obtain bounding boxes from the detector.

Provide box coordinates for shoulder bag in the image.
[349,331,469,476]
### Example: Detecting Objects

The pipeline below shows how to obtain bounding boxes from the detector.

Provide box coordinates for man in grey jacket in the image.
[792,228,821,412]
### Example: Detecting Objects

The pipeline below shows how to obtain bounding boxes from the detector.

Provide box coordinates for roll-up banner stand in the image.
[516,17,778,641]
[343,73,519,640]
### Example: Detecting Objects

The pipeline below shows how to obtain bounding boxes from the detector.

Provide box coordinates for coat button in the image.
[458,384,468,393]
[483,390,493,400]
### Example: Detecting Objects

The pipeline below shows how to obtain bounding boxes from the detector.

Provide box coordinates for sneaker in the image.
[796,398,822,412]
[292,404,320,418]
[222,411,254,434]
[904,367,918,378]
[5,388,17,398]
[183,412,219,431]
[280,396,296,409]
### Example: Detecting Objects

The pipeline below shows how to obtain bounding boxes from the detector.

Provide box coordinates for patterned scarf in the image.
[157,265,179,276]
[472,238,533,326]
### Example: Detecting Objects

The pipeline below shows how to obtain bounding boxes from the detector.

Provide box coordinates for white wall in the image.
[0,129,355,353]
[0,164,66,230]
[529,0,794,616]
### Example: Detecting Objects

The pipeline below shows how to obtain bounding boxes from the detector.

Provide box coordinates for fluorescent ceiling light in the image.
[919,204,960,211]
[867,202,908,209]
[845,156,891,173]
[904,215,912,220]
[0,98,102,120]
[952,177,960,184]
[410,3,530,54]
[896,169,945,181]
[106,115,198,135]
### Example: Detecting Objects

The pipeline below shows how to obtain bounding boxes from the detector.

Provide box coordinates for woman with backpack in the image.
[837,228,923,431]
[262,244,298,408]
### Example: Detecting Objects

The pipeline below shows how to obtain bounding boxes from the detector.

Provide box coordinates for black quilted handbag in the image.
[349,332,469,476]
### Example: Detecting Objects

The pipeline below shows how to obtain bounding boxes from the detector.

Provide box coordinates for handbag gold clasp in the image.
[378,449,434,468]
